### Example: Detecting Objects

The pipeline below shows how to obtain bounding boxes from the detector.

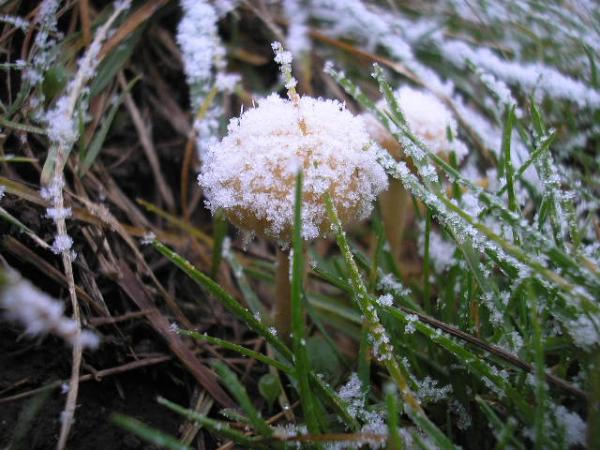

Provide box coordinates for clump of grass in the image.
[0,1,598,449]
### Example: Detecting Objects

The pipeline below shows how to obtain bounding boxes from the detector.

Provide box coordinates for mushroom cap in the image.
[199,94,388,242]
[363,86,467,161]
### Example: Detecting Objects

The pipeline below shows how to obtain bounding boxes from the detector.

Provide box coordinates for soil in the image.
[0,324,190,450]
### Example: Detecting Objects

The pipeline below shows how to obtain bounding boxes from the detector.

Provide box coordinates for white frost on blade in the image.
[199,94,388,242]
[567,313,600,349]
[0,15,30,30]
[330,373,386,449]
[0,270,99,349]
[553,405,586,447]
[453,96,540,189]
[418,225,456,273]
[309,0,453,96]
[177,0,238,159]
[440,39,600,109]
[177,0,224,92]
[283,0,311,58]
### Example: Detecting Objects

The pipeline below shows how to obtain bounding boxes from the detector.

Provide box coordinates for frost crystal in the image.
[199,94,388,241]
[141,232,156,245]
[418,226,456,273]
[568,313,600,349]
[0,270,99,349]
[332,373,386,449]
[376,293,393,307]
[51,234,73,254]
[283,0,311,57]
[46,207,72,220]
[404,314,418,334]
[415,376,452,403]
[177,0,233,159]
[1,15,30,30]
[553,405,586,447]
[177,0,224,91]
[215,72,240,92]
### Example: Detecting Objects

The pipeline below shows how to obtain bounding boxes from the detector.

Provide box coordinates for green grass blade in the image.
[180,330,293,374]
[150,239,292,361]
[211,211,228,279]
[291,171,321,436]
[385,384,405,450]
[324,194,457,450]
[223,249,269,318]
[156,397,265,448]
[111,414,191,450]
[211,360,273,438]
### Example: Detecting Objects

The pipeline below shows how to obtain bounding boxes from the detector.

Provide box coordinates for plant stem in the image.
[381,178,411,269]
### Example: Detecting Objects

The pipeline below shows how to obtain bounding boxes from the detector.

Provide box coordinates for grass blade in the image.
[291,171,321,436]
[111,415,191,450]
[211,360,273,438]
[156,397,265,448]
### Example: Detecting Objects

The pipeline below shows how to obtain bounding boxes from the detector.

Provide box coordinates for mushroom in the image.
[199,44,388,337]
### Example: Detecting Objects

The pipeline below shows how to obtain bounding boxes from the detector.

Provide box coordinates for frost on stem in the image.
[0,270,99,349]
[199,93,388,242]
[272,41,298,96]
[331,373,387,449]
[0,15,30,30]
[177,0,239,159]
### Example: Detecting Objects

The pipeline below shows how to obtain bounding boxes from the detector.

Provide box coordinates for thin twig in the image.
[50,5,129,448]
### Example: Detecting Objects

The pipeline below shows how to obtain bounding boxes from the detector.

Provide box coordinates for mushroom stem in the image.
[380,178,412,270]
[273,247,292,341]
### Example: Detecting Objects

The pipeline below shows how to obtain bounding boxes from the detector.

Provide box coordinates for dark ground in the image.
[0,324,189,450]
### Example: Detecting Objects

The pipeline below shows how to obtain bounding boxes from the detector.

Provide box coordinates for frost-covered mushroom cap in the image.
[364,86,467,161]
[199,94,388,242]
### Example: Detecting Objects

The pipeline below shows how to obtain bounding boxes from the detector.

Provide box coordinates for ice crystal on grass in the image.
[199,94,387,242]
[404,314,418,334]
[283,0,311,58]
[0,270,99,349]
[24,0,61,114]
[553,405,586,447]
[45,96,79,150]
[337,373,364,415]
[272,41,297,91]
[332,373,386,449]
[418,227,456,273]
[177,0,224,93]
[440,39,600,109]
[51,233,73,254]
[215,72,240,92]
[177,0,237,159]
[376,293,393,307]
[0,15,30,30]
[45,207,72,221]
[141,232,156,245]
[415,376,453,403]
[567,313,600,349]
[378,272,411,297]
